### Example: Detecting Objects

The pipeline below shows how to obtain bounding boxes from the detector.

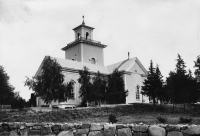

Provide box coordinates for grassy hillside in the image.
[1,103,200,124]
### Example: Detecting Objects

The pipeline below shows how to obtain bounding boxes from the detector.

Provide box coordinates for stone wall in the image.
[1,122,200,136]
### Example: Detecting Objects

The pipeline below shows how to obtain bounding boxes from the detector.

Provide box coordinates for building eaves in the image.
[73,24,94,31]
[61,39,107,51]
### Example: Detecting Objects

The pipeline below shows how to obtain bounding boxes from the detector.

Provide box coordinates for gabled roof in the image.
[106,57,148,75]
[35,56,147,77]
[35,56,109,77]
[73,24,94,31]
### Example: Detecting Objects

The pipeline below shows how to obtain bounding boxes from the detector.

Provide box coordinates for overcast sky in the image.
[0,0,200,100]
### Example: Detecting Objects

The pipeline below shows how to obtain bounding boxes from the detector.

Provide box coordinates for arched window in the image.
[77,33,80,40]
[136,85,140,100]
[86,32,89,40]
[91,58,96,64]
[68,80,75,99]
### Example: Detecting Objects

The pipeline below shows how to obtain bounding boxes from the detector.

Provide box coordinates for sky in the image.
[0,0,200,101]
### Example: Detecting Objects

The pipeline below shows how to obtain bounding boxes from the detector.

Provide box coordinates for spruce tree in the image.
[141,60,157,107]
[194,55,200,81]
[154,65,164,103]
[175,54,188,104]
[92,71,106,106]
[106,69,128,104]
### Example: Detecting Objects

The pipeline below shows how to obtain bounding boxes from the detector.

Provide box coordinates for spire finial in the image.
[82,15,85,25]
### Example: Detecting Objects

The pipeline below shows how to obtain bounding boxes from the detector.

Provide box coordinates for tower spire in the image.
[82,15,85,25]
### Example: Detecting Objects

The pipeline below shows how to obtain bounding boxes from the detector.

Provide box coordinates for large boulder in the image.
[51,124,62,134]
[132,125,149,133]
[132,133,148,136]
[116,125,127,129]
[88,131,104,136]
[0,131,10,136]
[117,128,132,136]
[90,124,104,131]
[19,128,29,136]
[167,131,183,136]
[2,123,10,131]
[166,125,180,132]
[62,123,74,131]
[9,130,18,136]
[81,124,91,129]
[77,128,90,134]
[41,126,52,135]
[103,125,116,136]
[57,130,74,136]
[28,129,41,135]
[148,126,166,136]
[182,126,200,135]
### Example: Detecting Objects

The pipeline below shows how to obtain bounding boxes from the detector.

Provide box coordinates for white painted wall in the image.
[65,44,82,61]
[125,62,149,104]
[82,43,104,66]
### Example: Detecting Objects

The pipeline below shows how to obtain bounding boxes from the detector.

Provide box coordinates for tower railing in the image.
[67,37,101,45]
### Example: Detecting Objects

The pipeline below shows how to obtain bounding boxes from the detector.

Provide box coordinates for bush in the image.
[157,116,167,123]
[179,117,192,123]
[108,114,118,124]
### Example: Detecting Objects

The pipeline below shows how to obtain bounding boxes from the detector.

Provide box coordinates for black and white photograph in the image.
[0,0,200,135]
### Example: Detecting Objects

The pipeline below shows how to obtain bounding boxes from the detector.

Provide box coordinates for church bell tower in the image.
[61,16,107,66]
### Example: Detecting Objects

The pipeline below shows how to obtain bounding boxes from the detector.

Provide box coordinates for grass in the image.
[1,103,200,124]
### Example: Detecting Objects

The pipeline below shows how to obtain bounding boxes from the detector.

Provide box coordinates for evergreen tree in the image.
[165,54,190,112]
[78,66,93,106]
[193,55,200,102]
[0,66,15,105]
[106,69,128,104]
[25,56,69,104]
[92,71,106,106]
[154,65,164,103]
[175,54,188,104]
[29,93,36,107]
[194,55,200,81]
[185,69,199,104]
[141,60,157,107]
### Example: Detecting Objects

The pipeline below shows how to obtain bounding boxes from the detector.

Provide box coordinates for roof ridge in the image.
[115,59,129,70]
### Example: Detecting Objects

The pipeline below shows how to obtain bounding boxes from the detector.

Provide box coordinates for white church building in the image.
[36,19,149,107]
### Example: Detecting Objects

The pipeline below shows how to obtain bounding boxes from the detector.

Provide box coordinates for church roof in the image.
[106,57,148,75]
[73,24,94,31]
[61,38,107,51]
[107,57,136,73]
[35,56,109,77]
[35,56,147,77]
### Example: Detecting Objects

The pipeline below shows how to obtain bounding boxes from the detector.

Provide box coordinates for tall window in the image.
[136,85,140,100]
[91,58,96,64]
[68,80,75,99]
[77,33,80,40]
[86,32,89,40]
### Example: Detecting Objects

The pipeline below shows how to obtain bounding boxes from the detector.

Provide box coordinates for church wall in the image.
[82,43,104,66]
[36,71,81,107]
[62,71,81,105]
[65,44,82,61]
[125,62,149,104]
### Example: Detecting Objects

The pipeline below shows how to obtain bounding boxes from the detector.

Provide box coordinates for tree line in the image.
[0,66,28,109]
[2,54,200,109]
[141,54,200,111]
[78,66,128,106]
